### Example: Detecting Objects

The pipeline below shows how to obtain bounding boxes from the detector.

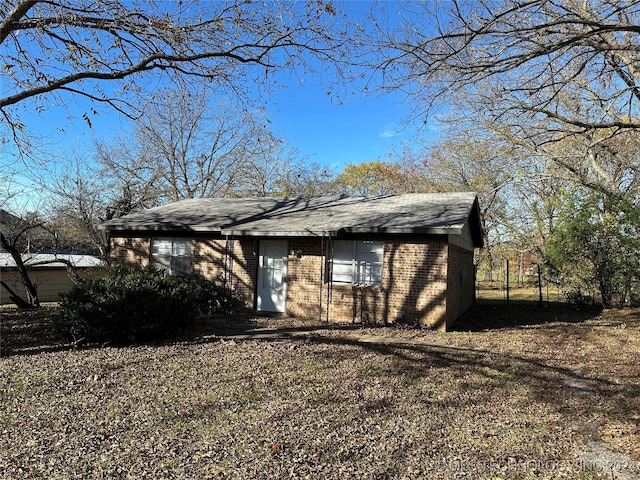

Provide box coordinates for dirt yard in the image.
[1,303,638,479]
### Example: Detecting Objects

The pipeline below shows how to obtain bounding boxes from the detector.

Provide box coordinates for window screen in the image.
[332,240,383,286]
[152,238,191,275]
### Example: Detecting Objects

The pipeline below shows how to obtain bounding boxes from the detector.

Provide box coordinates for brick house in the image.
[101,193,483,330]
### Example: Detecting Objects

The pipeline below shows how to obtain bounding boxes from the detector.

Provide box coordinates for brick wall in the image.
[192,238,226,279]
[109,234,474,330]
[445,244,475,329]
[110,235,258,308]
[327,284,387,324]
[228,237,258,308]
[285,238,454,330]
[382,240,449,329]
[110,237,150,266]
[286,238,324,319]
[192,237,258,308]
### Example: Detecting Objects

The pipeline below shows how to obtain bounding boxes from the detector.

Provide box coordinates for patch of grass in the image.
[477,283,564,303]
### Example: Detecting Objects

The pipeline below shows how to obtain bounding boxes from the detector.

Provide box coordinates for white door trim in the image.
[257,239,288,313]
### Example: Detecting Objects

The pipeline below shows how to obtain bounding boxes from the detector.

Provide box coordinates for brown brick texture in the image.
[109,235,475,330]
[110,237,151,266]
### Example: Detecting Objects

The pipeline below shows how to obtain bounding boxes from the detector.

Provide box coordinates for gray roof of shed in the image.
[0,253,103,269]
[101,193,483,246]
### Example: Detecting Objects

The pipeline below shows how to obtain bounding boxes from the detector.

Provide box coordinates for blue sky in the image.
[2,0,436,206]
[6,73,422,173]
[267,80,421,171]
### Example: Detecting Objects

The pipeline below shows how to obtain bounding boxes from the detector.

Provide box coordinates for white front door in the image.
[257,239,288,313]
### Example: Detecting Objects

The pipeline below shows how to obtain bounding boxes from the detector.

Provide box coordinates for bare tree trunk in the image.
[0,232,39,308]
[0,280,34,309]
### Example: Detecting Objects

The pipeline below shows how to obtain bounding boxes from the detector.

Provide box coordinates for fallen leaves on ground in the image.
[0,305,638,479]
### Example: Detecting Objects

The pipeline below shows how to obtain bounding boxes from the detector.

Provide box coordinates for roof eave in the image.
[470,196,485,248]
[342,226,463,235]
[220,229,336,237]
[101,224,223,234]
[104,225,466,238]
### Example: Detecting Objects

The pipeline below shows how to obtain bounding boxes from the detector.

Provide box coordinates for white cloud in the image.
[379,128,400,138]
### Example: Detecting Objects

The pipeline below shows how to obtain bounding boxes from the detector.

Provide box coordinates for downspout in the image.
[224,235,228,289]
[326,236,333,323]
[319,233,324,322]
[224,234,234,291]
[228,236,234,290]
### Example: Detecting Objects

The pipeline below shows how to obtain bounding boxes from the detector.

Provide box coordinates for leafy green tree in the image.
[545,189,640,307]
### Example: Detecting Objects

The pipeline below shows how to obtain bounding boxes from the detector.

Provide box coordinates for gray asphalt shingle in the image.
[101,193,480,241]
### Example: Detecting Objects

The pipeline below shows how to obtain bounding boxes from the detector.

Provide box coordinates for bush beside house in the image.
[55,265,240,345]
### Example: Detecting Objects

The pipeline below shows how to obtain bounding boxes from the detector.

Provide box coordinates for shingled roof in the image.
[101,193,483,247]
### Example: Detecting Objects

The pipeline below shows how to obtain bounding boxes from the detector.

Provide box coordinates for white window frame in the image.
[151,237,191,275]
[331,240,383,286]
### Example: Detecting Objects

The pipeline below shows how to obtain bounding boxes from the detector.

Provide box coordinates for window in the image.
[332,240,383,286]
[151,238,191,275]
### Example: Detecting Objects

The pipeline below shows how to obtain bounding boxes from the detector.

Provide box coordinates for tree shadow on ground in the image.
[0,307,368,357]
[0,306,70,357]
[453,300,604,331]
[204,307,639,466]
[3,303,639,460]
[0,300,606,357]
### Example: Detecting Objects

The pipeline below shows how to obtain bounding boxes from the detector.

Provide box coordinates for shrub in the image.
[56,264,241,344]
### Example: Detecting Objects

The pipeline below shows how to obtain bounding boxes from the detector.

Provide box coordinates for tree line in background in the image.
[2,0,639,308]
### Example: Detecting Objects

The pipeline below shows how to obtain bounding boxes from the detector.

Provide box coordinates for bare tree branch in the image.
[0,0,37,44]
[1,0,351,152]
